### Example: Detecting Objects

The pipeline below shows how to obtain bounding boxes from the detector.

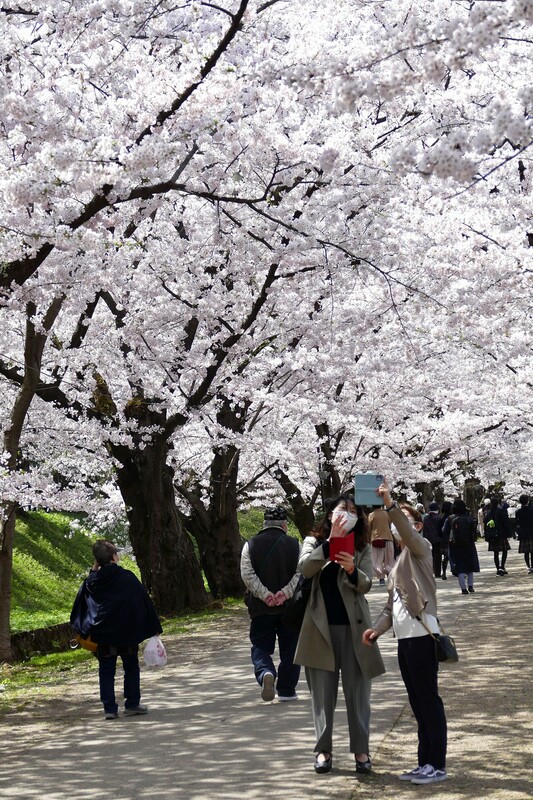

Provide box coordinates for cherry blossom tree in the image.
[0,0,531,661]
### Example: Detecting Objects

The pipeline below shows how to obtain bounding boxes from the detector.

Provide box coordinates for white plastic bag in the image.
[143,635,168,667]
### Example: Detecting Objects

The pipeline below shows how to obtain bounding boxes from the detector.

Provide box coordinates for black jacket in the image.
[516,505,533,540]
[70,563,162,645]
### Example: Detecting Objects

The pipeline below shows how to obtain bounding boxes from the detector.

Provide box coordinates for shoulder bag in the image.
[417,616,459,664]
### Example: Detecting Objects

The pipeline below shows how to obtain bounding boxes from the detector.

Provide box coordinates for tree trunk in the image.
[109,417,208,614]
[0,298,64,661]
[204,443,244,597]
[176,399,248,598]
[271,465,318,538]
[0,505,17,661]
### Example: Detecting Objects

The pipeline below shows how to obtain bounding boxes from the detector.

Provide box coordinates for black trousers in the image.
[397,635,447,769]
[431,543,442,577]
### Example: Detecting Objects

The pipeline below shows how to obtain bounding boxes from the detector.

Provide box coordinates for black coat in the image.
[70,563,162,645]
[516,505,533,540]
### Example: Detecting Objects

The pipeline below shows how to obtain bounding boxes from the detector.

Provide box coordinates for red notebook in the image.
[329,532,355,561]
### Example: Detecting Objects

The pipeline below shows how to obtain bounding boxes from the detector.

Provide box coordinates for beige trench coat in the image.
[294,538,386,680]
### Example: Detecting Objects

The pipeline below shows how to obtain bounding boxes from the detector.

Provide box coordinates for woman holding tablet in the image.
[294,493,385,776]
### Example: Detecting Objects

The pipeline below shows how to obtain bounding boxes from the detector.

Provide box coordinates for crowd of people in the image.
[70,486,533,788]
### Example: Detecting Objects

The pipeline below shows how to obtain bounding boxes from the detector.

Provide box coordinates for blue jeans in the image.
[398,635,447,769]
[249,614,300,697]
[97,646,141,714]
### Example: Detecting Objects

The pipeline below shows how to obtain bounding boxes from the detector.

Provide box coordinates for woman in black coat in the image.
[484,497,511,576]
[516,495,533,574]
[442,500,480,594]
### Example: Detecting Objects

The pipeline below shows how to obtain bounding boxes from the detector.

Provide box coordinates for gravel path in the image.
[0,546,531,800]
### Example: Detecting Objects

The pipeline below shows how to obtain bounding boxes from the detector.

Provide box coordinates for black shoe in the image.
[314,753,332,774]
[468,586,475,593]
[501,568,508,575]
[355,757,372,774]
[461,589,469,595]
[441,574,447,580]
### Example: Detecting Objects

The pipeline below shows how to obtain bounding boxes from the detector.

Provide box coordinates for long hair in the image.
[313,493,369,552]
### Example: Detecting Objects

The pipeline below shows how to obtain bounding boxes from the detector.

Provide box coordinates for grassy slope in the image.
[1,507,302,701]
[11,506,297,634]
[11,511,138,634]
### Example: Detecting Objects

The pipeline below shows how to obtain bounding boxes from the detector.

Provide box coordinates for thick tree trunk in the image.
[109,423,208,615]
[197,444,244,598]
[175,397,248,598]
[0,505,17,661]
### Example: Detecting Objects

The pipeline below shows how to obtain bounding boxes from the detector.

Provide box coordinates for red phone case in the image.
[329,532,355,560]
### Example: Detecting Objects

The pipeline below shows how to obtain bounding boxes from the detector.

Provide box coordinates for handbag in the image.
[372,538,386,548]
[434,633,459,663]
[417,616,459,664]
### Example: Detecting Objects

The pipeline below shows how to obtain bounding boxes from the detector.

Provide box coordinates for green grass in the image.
[1,506,296,709]
[10,505,296,635]
[11,511,139,634]
[238,507,300,540]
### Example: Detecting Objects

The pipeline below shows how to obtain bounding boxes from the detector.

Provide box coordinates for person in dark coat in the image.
[71,540,162,719]
[442,500,480,594]
[515,495,533,574]
[422,502,442,578]
[438,501,452,580]
[483,497,512,576]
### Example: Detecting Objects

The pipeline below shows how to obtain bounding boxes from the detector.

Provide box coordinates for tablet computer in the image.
[329,532,355,560]
[354,472,384,506]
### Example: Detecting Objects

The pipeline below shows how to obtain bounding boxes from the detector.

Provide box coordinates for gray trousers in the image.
[305,624,371,755]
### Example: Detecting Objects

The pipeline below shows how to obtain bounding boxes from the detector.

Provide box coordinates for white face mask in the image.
[332,508,358,532]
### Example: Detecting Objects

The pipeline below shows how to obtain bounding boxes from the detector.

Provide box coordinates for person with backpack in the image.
[441,500,480,594]
[70,540,163,720]
[484,496,512,576]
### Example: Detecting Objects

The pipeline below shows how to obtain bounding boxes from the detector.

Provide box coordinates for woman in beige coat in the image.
[363,483,448,785]
[295,493,385,775]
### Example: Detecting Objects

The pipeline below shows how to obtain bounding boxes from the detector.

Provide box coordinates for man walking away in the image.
[240,507,301,702]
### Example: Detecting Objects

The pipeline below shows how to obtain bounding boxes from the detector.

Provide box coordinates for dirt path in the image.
[0,547,531,800]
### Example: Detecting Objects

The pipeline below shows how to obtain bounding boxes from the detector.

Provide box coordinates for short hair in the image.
[92,539,118,566]
[519,494,529,505]
[399,503,423,524]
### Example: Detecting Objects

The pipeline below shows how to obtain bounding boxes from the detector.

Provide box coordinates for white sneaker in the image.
[261,672,275,701]
[399,766,422,781]
[278,693,298,702]
[411,764,448,784]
